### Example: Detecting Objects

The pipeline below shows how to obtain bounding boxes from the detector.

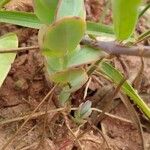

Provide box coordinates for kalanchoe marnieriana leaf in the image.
[0,33,18,87]
[56,0,86,20]
[99,62,150,119]
[39,17,86,57]
[112,0,141,40]
[33,0,59,24]
[74,101,92,123]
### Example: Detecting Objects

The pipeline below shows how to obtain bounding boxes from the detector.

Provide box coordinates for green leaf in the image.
[33,0,59,24]
[99,62,150,119]
[45,46,106,74]
[0,10,43,28]
[112,0,141,40]
[67,46,106,68]
[56,0,86,20]
[86,21,114,36]
[0,33,18,87]
[40,17,86,57]
[50,68,88,92]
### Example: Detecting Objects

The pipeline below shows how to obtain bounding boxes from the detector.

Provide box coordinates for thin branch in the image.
[81,38,150,57]
[0,108,64,125]
[0,46,39,53]
[0,107,134,126]
[1,38,150,57]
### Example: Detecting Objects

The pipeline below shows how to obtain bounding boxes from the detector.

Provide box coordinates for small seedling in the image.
[74,100,92,124]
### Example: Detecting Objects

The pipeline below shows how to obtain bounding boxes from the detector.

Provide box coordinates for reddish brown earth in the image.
[0,0,149,150]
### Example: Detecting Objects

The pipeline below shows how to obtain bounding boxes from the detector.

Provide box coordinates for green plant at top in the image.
[0,0,150,120]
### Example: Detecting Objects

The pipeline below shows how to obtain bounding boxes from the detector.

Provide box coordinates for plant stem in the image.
[1,39,150,58]
[0,46,39,53]
[81,37,150,57]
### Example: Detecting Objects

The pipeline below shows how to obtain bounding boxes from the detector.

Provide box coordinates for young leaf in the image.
[56,0,86,20]
[112,0,141,40]
[33,0,59,24]
[99,62,150,119]
[0,33,18,87]
[39,17,86,57]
